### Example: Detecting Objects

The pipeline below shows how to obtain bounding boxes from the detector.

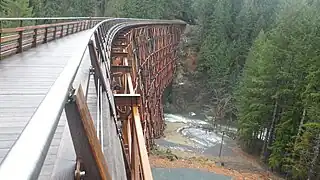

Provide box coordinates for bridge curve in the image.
[0,17,185,179]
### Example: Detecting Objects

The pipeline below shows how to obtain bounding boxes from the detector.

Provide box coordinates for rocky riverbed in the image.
[150,114,282,180]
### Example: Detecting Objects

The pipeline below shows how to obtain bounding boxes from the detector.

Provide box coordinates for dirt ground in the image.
[151,122,283,180]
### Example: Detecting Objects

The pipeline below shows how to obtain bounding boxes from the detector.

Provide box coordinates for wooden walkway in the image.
[0,30,91,179]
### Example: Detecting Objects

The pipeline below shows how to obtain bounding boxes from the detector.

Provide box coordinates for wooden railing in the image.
[0,17,103,59]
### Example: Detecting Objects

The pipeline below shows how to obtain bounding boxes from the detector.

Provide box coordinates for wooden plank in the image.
[132,106,153,180]
[130,128,139,180]
[1,34,19,43]
[114,94,140,106]
[1,43,18,52]
[112,52,128,57]
[65,86,112,180]
[111,65,132,73]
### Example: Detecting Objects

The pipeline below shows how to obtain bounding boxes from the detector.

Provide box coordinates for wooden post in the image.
[32,29,37,47]
[17,20,23,53]
[80,21,83,31]
[219,131,225,158]
[132,106,153,180]
[130,118,139,180]
[66,24,70,35]
[17,31,23,53]
[89,20,92,29]
[71,24,74,34]
[53,26,57,40]
[75,22,78,32]
[65,86,112,180]
[60,25,64,38]
[43,27,48,43]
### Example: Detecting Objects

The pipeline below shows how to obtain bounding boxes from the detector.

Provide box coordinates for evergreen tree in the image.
[237,1,320,177]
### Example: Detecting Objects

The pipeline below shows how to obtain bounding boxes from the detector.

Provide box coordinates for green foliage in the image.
[236,31,275,149]
[1,0,193,23]
[0,0,32,17]
[150,147,178,161]
[195,0,280,128]
[237,1,320,178]
[1,0,96,19]
[104,0,125,17]
[0,0,33,27]
[291,123,320,179]
[42,0,96,17]
[121,0,194,22]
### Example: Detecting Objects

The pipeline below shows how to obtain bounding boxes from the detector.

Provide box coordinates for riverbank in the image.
[151,114,282,180]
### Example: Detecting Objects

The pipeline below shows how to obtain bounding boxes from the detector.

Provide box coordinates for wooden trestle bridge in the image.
[0,17,185,180]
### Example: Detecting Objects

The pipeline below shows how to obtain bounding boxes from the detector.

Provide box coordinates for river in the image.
[155,114,236,156]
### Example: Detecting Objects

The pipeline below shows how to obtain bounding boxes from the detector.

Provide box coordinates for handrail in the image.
[0,17,185,179]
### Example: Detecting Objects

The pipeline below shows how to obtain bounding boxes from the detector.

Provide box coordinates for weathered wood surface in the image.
[0,30,90,179]
[65,86,112,180]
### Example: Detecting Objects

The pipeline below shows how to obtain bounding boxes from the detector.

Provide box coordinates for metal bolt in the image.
[79,171,86,176]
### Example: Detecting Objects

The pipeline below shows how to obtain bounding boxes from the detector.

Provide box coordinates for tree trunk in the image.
[298,108,306,136]
[294,108,306,146]
[259,129,263,140]
[95,0,100,16]
[261,127,270,161]
[266,99,279,159]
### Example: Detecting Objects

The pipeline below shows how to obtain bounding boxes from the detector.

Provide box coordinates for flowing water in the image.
[157,114,235,156]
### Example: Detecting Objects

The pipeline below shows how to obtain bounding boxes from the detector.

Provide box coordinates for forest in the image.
[1,0,319,179]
